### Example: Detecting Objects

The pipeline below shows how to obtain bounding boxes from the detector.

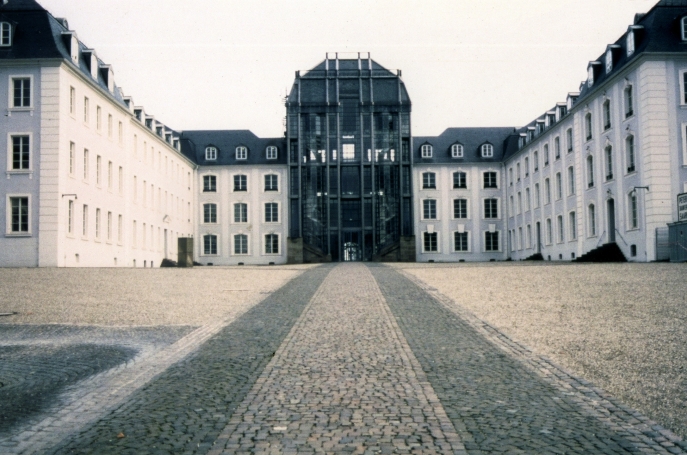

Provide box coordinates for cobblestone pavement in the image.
[370,265,686,455]
[3,263,686,455]
[210,263,463,455]
[49,265,332,455]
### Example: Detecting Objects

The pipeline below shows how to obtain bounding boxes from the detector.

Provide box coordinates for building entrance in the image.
[608,198,616,243]
[343,231,362,261]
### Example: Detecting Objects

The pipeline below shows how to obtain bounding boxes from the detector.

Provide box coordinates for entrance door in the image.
[342,231,361,261]
[607,198,616,243]
[535,222,541,254]
[164,229,168,259]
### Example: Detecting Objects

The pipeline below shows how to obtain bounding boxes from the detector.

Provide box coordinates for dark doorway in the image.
[535,222,541,254]
[607,198,616,243]
[343,231,362,261]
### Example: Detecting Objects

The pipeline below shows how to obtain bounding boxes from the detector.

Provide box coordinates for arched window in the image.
[588,204,596,236]
[585,113,593,141]
[451,143,463,158]
[481,143,494,158]
[205,146,217,160]
[0,22,11,47]
[587,156,595,188]
[266,146,277,159]
[605,145,614,181]
[603,99,611,130]
[236,146,248,160]
[626,135,636,173]
[421,144,433,158]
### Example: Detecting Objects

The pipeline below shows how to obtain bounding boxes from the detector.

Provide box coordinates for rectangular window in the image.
[234,174,247,191]
[9,196,29,233]
[585,113,593,140]
[95,208,101,239]
[625,86,634,117]
[96,155,102,185]
[423,232,437,252]
[234,234,248,254]
[588,205,596,236]
[603,100,611,130]
[0,22,11,46]
[234,203,248,223]
[67,200,74,234]
[485,231,499,251]
[422,172,436,189]
[454,232,468,252]
[605,146,614,181]
[96,106,102,131]
[566,128,573,153]
[118,121,123,145]
[203,175,217,192]
[484,198,498,219]
[517,192,522,214]
[483,171,497,188]
[69,142,75,175]
[629,193,638,229]
[525,188,530,211]
[422,199,437,219]
[203,203,217,223]
[569,211,577,240]
[118,215,123,243]
[568,166,575,195]
[626,136,635,173]
[82,204,88,237]
[453,171,467,189]
[11,135,29,170]
[534,183,540,208]
[554,137,561,160]
[12,78,31,108]
[545,179,551,204]
[546,218,552,244]
[108,114,113,138]
[555,173,562,200]
[107,161,113,190]
[265,234,279,254]
[557,215,564,243]
[69,86,75,115]
[204,235,218,255]
[83,97,89,123]
[533,151,539,172]
[265,174,279,191]
[83,149,89,180]
[265,202,279,222]
[118,167,123,195]
[453,199,467,219]
[107,211,112,241]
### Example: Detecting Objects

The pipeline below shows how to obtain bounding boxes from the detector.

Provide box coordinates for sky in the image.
[38,0,659,137]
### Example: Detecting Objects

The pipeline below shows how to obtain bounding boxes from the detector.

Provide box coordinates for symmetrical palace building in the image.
[1,0,686,266]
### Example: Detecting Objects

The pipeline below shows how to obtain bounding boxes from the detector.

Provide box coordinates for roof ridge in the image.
[0,0,46,11]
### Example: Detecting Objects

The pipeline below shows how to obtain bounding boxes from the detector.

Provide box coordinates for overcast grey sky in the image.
[39,0,658,137]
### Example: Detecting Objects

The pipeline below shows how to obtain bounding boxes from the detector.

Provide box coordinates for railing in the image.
[596,231,606,248]
[614,229,628,246]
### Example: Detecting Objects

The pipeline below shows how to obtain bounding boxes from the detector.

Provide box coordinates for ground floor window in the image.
[9,196,29,233]
[454,231,468,251]
[423,232,438,252]
[234,233,248,255]
[485,231,499,251]
[203,234,217,255]
[265,234,279,254]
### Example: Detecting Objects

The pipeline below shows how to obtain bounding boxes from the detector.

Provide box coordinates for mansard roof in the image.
[414,127,519,164]
[179,130,287,166]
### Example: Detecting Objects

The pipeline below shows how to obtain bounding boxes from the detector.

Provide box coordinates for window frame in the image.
[9,76,32,109]
[628,192,639,230]
[422,199,437,220]
[483,198,499,219]
[587,155,595,188]
[453,231,469,252]
[202,234,218,256]
[624,85,634,118]
[266,146,278,160]
[682,17,687,41]
[588,204,597,237]
[264,202,279,223]
[481,143,494,158]
[422,231,438,253]
[264,173,279,192]
[233,233,249,255]
[605,145,614,181]
[420,144,433,158]
[203,203,218,224]
[233,174,248,192]
[483,171,498,189]
[626,135,636,173]
[451,143,464,158]
[6,194,30,235]
[265,233,280,255]
[484,230,500,252]
[8,133,31,172]
[236,146,248,160]
[0,22,12,47]
[422,172,436,189]
[452,171,467,189]
[205,146,217,161]
[603,99,612,131]
[567,166,575,196]
[569,211,577,240]
[202,174,217,192]
[585,112,593,141]
[233,202,248,224]
[453,198,468,219]
[566,128,573,153]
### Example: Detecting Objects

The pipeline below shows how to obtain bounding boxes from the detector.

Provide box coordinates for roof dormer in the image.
[546,111,556,127]
[122,96,134,112]
[605,44,621,74]
[567,92,580,110]
[61,31,79,64]
[587,61,602,88]
[134,107,144,122]
[682,16,687,41]
[626,25,644,57]
[0,21,13,47]
[99,64,114,93]
[82,49,98,80]
[450,143,464,158]
[480,142,494,158]
[556,102,567,120]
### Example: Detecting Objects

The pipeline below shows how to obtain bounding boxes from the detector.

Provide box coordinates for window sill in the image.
[5,232,31,237]
[6,170,33,178]
[8,107,34,116]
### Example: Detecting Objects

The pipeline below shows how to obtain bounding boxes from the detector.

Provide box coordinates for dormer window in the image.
[266,146,277,160]
[205,146,217,161]
[588,65,595,88]
[606,49,613,74]
[236,146,248,160]
[481,144,493,158]
[627,31,635,56]
[421,144,433,158]
[0,22,12,47]
[451,144,463,158]
[682,17,687,41]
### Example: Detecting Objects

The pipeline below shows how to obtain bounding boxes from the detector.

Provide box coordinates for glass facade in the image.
[286,55,413,261]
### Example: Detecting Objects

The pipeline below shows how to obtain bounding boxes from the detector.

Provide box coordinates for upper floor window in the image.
[234,174,247,191]
[605,145,614,181]
[603,100,611,130]
[484,198,498,219]
[11,135,30,170]
[533,151,539,172]
[543,144,550,166]
[481,143,494,158]
[566,128,573,153]
[12,78,30,108]
[554,136,561,160]
[236,146,248,160]
[585,113,593,141]
[421,144,433,158]
[422,199,437,220]
[422,172,436,189]
[0,22,12,47]
[588,66,595,88]
[8,196,29,233]
[264,174,278,191]
[265,202,279,223]
[203,175,216,192]
[266,146,278,160]
[205,146,217,161]
[587,156,595,188]
[682,17,687,41]
[451,144,463,158]
[203,203,217,224]
[568,166,575,195]
[483,171,497,189]
[453,199,467,219]
[624,86,634,117]
[453,171,467,189]
[605,49,613,74]
[626,135,636,173]
[627,31,635,57]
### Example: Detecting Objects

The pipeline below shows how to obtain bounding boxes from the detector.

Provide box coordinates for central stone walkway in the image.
[210,263,463,454]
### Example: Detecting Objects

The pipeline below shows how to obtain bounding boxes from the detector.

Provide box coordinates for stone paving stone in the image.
[48,264,331,455]
[370,265,684,455]
[210,263,465,455]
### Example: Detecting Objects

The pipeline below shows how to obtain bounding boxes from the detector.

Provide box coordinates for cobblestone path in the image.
[6,263,685,454]
[209,263,463,455]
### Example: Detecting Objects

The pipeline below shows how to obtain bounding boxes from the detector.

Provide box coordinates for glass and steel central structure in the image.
[286,53,414,261]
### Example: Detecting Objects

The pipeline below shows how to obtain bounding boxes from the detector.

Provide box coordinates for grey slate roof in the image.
[179,130,287,166]
[414,128,519,164]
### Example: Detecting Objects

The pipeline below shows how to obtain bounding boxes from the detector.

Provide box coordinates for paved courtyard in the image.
[0,263,686,454]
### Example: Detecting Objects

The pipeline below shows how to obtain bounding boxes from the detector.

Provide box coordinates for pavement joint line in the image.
[0,268,309,455]
[396,266,686,455]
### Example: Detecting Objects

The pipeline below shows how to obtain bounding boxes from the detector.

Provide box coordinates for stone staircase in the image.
[575,242,627,263]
